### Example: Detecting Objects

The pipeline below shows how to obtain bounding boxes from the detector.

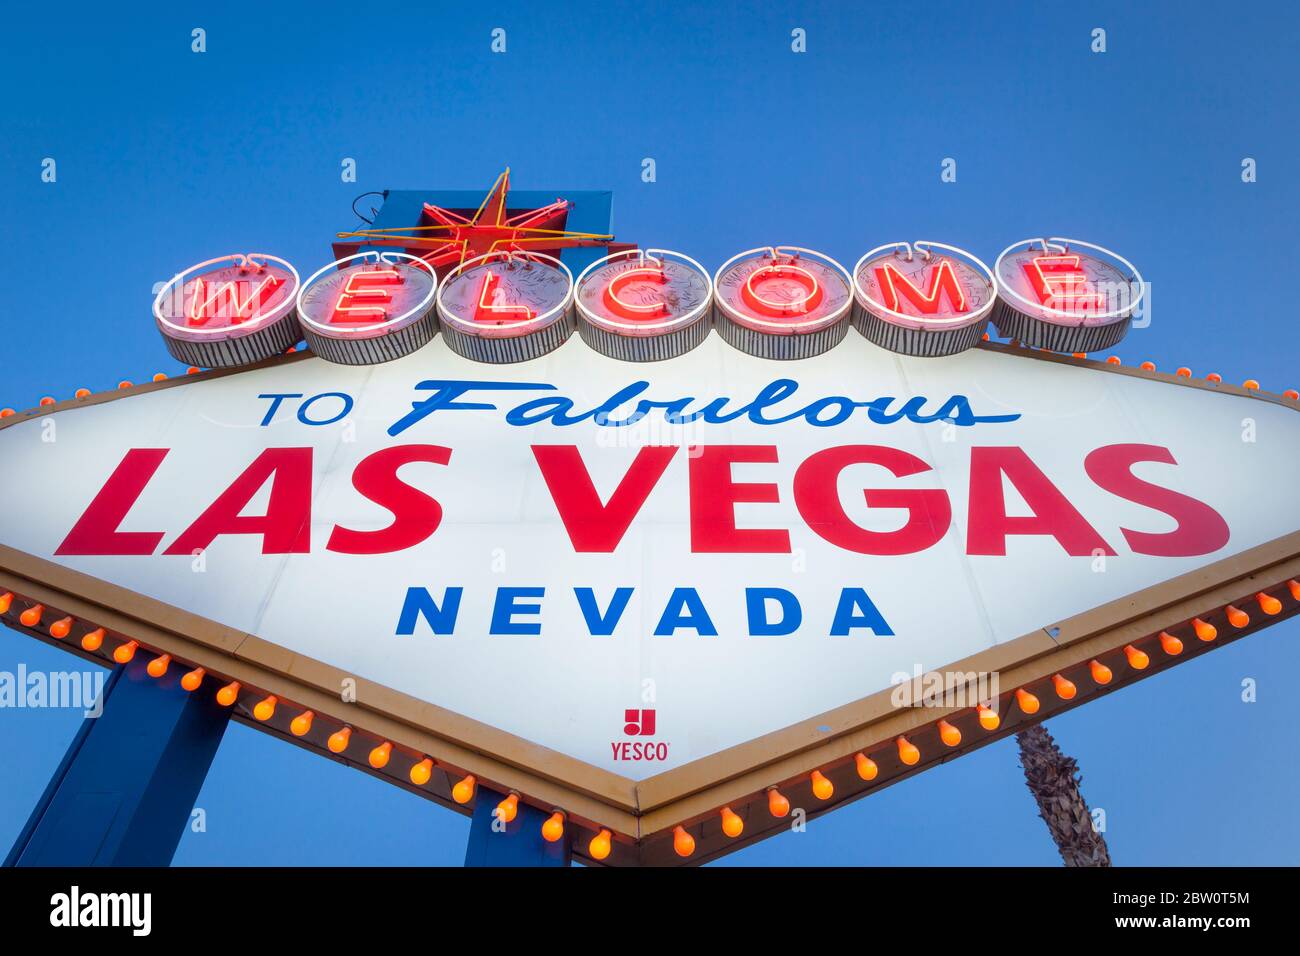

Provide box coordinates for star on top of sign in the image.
[336,167,631,273]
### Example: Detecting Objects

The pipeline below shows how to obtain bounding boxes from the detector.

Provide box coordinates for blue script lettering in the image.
[387,379,1019,436]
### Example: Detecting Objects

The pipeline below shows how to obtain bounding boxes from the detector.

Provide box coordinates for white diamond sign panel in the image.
[2,335,1296,784]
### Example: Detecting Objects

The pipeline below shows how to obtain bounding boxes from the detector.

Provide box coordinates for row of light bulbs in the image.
[3,580,1295,861]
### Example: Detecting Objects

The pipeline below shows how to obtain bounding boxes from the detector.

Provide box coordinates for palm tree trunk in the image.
[1015,723,1111,866]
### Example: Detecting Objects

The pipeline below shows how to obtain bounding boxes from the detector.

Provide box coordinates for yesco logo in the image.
[49,886,151,936]
[613,709,669,762]
[624,708,656,736]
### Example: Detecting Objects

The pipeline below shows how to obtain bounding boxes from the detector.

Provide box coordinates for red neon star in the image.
[336,168,630,274]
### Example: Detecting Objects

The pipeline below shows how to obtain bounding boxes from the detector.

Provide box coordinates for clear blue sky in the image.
[1,0,1296,865]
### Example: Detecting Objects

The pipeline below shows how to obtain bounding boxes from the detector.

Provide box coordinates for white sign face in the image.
[2,336,1296,780]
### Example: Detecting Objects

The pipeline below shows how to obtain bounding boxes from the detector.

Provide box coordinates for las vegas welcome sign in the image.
[2,219,1298,865]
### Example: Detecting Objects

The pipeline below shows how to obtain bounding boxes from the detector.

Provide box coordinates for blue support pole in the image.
[464,787,572,867]
[5,656,230,867]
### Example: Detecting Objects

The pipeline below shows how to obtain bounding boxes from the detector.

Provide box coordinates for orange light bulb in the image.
[767,787,790,818]
[327,727,352,753]
[215,681,240,706]
[1257,592,1282,616]
[290,710,314,736]
[1285,390,1300,401]
[1290,580,1300,601]
[1243,379,1260,391]
[0,592,11,614]
[589,828,613,861]
[721,806,744,838]
[855,752,878,780]
[147,654,171,678]
[810,770,834,800]
[1193,617,1217,642]
[19,603,43,627]
[180,666,205,691]
[409,758,433,786]
[253,695,277,721]
[1176,367,1192,377]
[542,811,566,843]
[1106,356,1122,365]
[938,719,962,747]
[152,373,167,382]
[0,408,13,418]
[496,792,519,823]
[1089,660,1112,685]
[75,388,91,399]
[1159,631,1183,656]
[39,396,55,406]
[1206,372,1222,383]
[1124,645,1150,670]
[1226,605,1249,628]
[897,735,921,765]
[673,825,695,858]
[1140,361,1156,371]
[113,640,138,664]
[50,616,73,639]
[1015,688,1040,714]
[1052,673,1076,699]
[977,703,1001,731]
[452,774,476,805]
[118,380,133,390]
[369,741,392,768]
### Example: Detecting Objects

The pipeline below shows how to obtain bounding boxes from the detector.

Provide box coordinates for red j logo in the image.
[623,709,656,736]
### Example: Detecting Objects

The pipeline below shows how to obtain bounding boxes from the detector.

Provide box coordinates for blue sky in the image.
[1,0,1297,865]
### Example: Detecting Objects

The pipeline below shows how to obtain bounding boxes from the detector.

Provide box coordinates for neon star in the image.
[336,168,625,273]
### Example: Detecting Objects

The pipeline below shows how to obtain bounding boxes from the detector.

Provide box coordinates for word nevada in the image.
[396,584,895,638]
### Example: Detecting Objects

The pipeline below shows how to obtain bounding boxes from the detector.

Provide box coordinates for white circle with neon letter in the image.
[994,238,1143,326]
[295,251,438,365]
[713,246,852,336]
[854,241,996,330]
[152,252,302,367]
[297,252,436,338]
[437,251,574,340]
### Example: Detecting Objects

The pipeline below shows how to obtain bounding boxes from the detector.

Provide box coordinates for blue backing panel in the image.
[369,188,615,276]
[464,787,572,867]
[5,658,230,867]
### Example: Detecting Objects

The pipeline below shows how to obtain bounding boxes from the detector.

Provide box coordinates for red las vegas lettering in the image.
[55,442,1227,559]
